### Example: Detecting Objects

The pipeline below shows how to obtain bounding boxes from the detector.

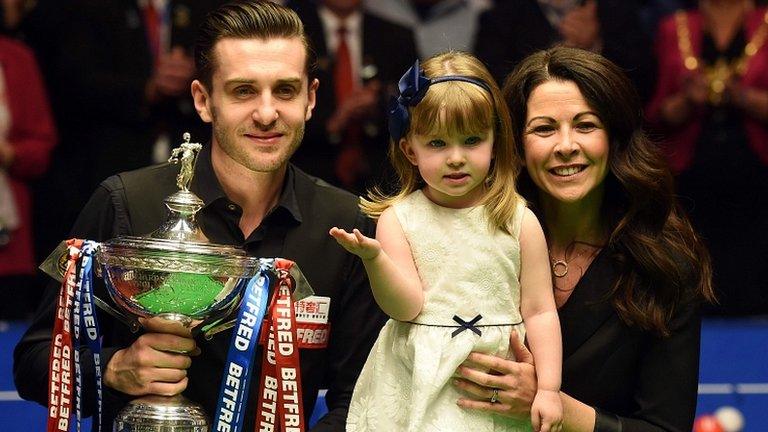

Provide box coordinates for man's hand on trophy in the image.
[104,317,200,397]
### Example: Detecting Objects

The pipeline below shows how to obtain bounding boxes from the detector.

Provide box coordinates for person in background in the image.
[455,47,715,432]
[364,0,491,59]
[0,35,56,319]
[28,0,219,268]
[646,0,768,315]
[637,0,692,41]
[290,0,417,193]
[474,0,654,101]
[14,2,385,430]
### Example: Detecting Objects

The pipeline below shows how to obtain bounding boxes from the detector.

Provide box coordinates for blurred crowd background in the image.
[0,0,767,320]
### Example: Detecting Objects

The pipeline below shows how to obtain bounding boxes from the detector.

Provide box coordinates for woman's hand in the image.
[454,331,538,421]
[329,227,381,261]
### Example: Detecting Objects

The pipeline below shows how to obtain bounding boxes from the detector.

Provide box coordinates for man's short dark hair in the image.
[194,0,316,91]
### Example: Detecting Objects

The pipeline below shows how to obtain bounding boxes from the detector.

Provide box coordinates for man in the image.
[14,1,386,430]
[289,0,416,193]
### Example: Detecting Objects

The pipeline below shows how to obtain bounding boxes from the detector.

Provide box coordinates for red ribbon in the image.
[47,239,83,432]
[255,259,305,432]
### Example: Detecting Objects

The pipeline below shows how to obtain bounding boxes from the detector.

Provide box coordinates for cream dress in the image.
[346,190,530,432]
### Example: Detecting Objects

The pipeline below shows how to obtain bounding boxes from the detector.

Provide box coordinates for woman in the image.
[453,47,715,431]
[646,0,768,315]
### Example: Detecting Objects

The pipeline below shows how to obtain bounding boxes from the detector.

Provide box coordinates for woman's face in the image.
[522,79,610,206]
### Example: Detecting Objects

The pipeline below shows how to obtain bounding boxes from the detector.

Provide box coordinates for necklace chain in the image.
[549,241,603,292]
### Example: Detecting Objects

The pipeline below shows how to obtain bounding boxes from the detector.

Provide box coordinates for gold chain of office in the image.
[675,9,768,105]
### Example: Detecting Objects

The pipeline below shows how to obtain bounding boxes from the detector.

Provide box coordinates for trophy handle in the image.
[200,318,236,340]
[196,296,241,340]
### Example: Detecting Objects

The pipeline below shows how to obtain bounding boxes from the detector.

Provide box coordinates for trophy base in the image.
[113,394,209,431]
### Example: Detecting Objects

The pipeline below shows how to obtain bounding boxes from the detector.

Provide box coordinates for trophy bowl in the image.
[98,236,259,326]
[96,236,262,432]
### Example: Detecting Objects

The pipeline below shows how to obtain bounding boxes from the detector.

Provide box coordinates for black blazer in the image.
[290,3,418,189]
[558,249,702,432]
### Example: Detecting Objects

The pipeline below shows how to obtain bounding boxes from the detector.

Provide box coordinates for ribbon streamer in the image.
[255,259,305,432]
[212,268,270,432]
[48,239,104,432]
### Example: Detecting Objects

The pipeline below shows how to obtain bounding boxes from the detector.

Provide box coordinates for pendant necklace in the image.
[549,241,603,290]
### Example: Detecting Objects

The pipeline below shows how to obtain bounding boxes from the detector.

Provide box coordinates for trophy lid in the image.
[98,236,257,277]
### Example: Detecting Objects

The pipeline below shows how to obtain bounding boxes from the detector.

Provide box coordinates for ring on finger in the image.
[489,388,499,404]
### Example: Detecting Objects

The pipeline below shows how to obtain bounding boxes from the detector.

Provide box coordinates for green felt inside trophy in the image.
[133,272,224,315]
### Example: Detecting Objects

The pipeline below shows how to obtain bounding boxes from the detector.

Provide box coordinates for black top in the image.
[559,249,702,432]
[13,144,387,431]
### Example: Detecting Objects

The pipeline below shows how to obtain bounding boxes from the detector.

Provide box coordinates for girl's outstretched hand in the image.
[329,227,382,260]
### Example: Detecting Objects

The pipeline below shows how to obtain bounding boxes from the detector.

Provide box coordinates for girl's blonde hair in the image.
[361,51,523,233]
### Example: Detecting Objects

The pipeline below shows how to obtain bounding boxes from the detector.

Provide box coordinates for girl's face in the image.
[400,128,494,208]
[523,80,610,206]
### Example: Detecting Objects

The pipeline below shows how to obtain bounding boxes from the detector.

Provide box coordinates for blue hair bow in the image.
[388,59,493,142]
[388,60,431,142]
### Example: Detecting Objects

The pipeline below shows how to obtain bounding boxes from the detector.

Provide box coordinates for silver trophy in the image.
[41,134,307,431]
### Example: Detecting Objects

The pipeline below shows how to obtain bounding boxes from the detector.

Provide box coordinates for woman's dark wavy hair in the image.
[503,47,714,336]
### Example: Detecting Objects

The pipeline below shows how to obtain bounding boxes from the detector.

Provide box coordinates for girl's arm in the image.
[330,207,423,321]
[519,208,562,394]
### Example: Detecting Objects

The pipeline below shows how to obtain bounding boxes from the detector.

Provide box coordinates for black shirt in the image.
[14,144,387,431]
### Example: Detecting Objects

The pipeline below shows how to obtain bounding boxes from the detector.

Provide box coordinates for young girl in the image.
[330,51,562,432]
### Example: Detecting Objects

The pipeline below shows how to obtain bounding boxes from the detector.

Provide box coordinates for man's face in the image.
[191,37,318,173]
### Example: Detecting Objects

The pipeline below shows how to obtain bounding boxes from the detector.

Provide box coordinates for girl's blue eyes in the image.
[427,137,483,147]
